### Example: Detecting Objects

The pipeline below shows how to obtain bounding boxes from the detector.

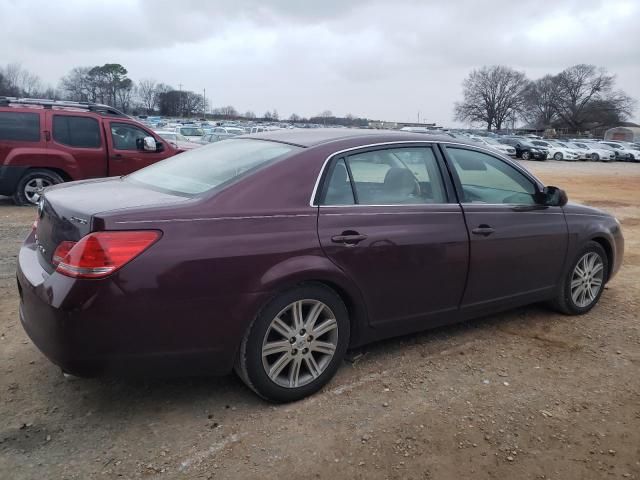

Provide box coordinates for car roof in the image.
[238,128,463,148]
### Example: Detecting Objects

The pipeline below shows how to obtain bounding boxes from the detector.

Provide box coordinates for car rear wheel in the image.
[235,284,349,402]
[550,241,608,315]
[554,152,563,161]
[13,169,64,206]
[521,151,531,160]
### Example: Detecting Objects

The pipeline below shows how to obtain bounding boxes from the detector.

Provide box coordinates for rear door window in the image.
[0,111,40,141]
[52,115,101,148]
[321,146,447,205]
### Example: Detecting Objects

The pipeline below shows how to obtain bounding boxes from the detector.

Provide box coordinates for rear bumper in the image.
[0,165,29,196]
[17,235,266,377]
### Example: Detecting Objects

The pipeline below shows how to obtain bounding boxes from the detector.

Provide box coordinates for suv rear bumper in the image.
[0,165,29,196]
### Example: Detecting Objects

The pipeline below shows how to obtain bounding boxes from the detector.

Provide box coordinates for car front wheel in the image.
[591,153,599,161]
[521,151,531,160]
[550,241,608,315]
[235,284,350,402]
[554,152,563,161]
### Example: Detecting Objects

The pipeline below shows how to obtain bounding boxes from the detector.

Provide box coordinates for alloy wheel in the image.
[521,151,530,160]
[261,299,338,388]
[570,252,604,308]
[554,152,563,161]
[24,177,52,204]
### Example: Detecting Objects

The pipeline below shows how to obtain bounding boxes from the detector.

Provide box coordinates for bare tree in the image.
[289,113,301,122]
[454,65,528,130]
[137,79,158,114]
[243,111,256,119]
[217,105,238,118]
[522,75,558,128]
[551,64,633,130]
[1,63,43,97]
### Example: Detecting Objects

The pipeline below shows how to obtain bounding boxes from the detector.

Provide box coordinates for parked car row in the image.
[447,131,638,163]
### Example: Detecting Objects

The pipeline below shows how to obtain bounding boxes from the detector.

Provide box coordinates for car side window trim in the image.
[311,141,457,207]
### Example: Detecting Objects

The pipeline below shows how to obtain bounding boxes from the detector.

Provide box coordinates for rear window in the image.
[53,115,101,148]
[126,139,301,196]
[0,111,40,142]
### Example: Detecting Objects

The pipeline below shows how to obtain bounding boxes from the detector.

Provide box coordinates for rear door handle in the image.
[331,233,368,245]
[471,225,495,236]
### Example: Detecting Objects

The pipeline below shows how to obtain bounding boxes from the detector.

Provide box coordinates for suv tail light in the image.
[54,231,161,279]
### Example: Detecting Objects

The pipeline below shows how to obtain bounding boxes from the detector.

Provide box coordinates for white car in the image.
[530,140,580,161]
[174,126,205,142]
[468,136,517,157]
[155,131,201,150]
[599,141,640,162]
[568,142,615,162]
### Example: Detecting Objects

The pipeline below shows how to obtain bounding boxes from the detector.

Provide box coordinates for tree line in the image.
[0,63,370,125]
[454,64,635,132]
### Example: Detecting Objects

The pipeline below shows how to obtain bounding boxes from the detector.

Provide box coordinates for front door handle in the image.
[111,154,123,160]
[471,225,495,236]
[331,233,368,245]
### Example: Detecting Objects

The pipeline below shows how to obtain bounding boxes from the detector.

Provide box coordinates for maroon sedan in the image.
[17,130,624,402]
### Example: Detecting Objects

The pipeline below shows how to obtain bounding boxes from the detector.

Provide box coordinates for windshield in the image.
[179,127,204,136]
[127,139,300,196]
[157,133,176,141]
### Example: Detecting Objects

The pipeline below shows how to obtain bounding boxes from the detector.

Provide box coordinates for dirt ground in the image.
[1,160,639,480]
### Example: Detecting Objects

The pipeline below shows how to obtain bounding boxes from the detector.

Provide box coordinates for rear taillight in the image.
[54,231,161,279]
[52,241,76,266]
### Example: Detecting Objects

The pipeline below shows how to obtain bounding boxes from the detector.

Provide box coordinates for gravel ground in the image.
[0,160,639,480]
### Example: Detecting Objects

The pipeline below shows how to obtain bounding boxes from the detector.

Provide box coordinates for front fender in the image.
[564,206,624,280]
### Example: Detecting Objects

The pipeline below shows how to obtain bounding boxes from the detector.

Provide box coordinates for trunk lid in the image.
[35,177,187,270]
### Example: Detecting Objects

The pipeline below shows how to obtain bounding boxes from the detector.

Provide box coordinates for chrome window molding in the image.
[309,140,544,207]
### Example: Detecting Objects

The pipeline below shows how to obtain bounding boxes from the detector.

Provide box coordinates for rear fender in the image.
[258,254,371,347]
[5,149,78,179]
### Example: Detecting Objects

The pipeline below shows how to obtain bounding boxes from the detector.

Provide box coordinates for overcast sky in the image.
[1,0,639,125]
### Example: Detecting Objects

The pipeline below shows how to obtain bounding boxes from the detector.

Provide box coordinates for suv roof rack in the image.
[0,96,126,116]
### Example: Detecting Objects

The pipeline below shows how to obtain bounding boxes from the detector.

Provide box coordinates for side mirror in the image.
[142,136,157,151]
[538,186,568,207]
[136,137,156,151]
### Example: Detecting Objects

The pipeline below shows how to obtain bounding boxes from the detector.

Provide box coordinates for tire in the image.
[591,153,599,161]
[235,283,350,402]
[521,150,531,160]
[12,169,64,206]
[554,152,563,161]
[550,241,608,315]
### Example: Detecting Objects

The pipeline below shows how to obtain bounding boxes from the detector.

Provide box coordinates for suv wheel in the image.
[554,152,563,161]
[13,169,64,206]
[235,284,350,402]
[550,241,608,315]
[521,151,531,160]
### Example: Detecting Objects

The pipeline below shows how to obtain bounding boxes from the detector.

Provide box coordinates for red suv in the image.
[0,97,181,205]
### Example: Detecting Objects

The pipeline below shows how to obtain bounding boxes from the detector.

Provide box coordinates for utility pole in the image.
[178,83,183,118]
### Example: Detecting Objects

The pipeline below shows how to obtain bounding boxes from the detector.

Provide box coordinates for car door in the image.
[106,121,169,176]
[316,144,469,329]
[47,112,108,178]
[443,145,568,310]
